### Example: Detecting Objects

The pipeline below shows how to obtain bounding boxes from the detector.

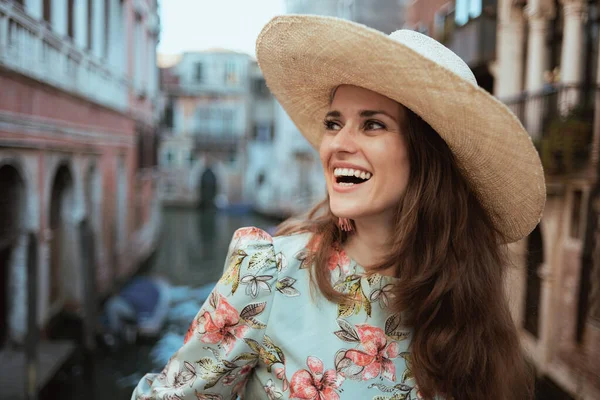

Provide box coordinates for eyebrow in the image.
[325,109,398,123]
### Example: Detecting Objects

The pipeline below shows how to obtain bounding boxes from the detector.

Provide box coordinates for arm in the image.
[132,227,278,400]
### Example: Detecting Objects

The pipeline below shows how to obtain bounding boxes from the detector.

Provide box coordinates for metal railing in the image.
[503,84,597,174]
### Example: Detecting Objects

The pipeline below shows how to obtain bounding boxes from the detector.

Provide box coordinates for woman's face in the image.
[320,85,410,222]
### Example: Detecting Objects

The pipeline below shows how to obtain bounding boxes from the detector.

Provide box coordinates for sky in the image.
[157,0,285,61]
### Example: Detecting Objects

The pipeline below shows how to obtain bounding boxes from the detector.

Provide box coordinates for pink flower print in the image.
[290,356,345,400]
[240,364,253,376]
[327,245,352,275]
[345,324,400,382]
[233,227,273,242]
[200,294,249,355]
[183,316,199,345]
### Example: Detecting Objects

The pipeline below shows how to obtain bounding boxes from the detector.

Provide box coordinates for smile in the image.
[333,167,372,187]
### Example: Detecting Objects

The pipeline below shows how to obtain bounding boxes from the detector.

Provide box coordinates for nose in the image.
[329,123,359,154]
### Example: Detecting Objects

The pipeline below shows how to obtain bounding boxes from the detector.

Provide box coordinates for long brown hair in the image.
[277,108,533,399]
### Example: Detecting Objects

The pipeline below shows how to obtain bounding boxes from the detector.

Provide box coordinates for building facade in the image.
[408,0,600,397]
[0,0,161,347]
[285,0,408,33]
[158,50,253,207]
[496,0,600,397]
[245,62,326,218]
[405,0,496,92]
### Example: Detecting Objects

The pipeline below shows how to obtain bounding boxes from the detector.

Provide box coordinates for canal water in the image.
[43,206,280,400]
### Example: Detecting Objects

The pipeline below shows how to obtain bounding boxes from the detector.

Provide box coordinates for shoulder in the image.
[273,230,314,258]
[228,227,315,271]
[227,226,275,257]
[231,226,314,254]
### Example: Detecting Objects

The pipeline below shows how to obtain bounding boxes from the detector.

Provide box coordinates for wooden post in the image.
[25,232,38,400]
[79,219,97,399]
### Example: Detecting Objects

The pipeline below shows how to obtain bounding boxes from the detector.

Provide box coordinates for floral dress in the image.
[132,227,423,400]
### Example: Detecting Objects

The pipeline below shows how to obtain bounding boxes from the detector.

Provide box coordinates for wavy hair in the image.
[277,108,533,400]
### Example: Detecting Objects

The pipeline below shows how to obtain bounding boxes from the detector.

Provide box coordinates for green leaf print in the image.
[263,334,286,364]
[240,302,266,319]
[244,338,263,354]
[232,352,259,363]
[248,250,275,271]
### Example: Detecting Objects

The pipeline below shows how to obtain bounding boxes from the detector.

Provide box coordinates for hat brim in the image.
[256,15,545,243]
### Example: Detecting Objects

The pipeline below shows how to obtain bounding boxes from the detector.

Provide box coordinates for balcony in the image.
[0,2,128,111]
[446,14,496,68]
[192,132,243,153]
[503,85,597,175]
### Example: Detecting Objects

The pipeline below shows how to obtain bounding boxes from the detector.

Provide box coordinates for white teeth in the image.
[333,167,372,179]
[339,182,354,187]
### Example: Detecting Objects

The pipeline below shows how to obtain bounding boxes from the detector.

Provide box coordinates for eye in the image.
[323,119,342,131]
[364,120,386,130]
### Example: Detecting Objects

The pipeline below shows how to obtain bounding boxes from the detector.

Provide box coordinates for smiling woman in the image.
[133,15,545,400]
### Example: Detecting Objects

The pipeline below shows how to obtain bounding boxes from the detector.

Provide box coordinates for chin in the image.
[329,202,363,219]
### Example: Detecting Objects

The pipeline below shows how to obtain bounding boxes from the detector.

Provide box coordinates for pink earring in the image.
[338,217,353,232]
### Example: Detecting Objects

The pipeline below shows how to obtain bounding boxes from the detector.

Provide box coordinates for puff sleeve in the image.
[132,227,279,400]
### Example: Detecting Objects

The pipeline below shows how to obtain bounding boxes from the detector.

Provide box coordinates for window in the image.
[222,110,232,135]
[224,62,237,84]
[469,0,482,20]
[104,0,111,58]
[134,14,143,90]
[87,0,93,49]
[455,0,469,25]
[256,123,272,142]
[163,99,174,128]
[210,108,221,135]
[187,152,195,166]
[257,172,266,187]
[195,63,204,83]
[165,151,174,166]
[570,189,584,239]
[253,78,270,97]
[43,0,52,24]
[195,107,209,134]
[67,0,75,38]
[455,0,481,25]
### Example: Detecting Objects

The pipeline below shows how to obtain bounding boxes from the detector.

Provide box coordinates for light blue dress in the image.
[132,227,422,400]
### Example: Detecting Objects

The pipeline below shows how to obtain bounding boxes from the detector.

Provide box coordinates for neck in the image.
[343,212,395,274]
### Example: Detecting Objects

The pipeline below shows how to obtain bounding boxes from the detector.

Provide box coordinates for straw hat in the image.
[256,15,545,243]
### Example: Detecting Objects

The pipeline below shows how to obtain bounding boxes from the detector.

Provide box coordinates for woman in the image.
[133,15,545,400]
